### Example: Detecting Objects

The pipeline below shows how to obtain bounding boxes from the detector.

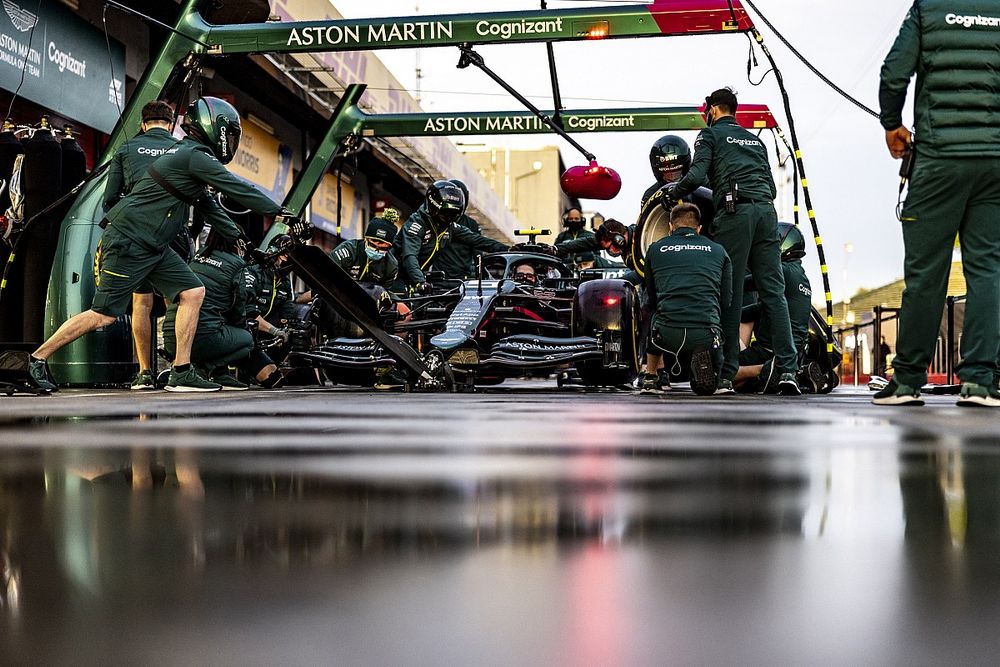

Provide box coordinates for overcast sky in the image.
[332,0,915,300]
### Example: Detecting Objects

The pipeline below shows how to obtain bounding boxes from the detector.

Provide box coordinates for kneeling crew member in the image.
[644,203,732,396]
[163,229,282,389]
[663,87,800,395]
[734,222,814,392]
[28,96,285,393]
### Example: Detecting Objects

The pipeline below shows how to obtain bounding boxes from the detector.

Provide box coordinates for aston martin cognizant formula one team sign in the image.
[0,0,125,133]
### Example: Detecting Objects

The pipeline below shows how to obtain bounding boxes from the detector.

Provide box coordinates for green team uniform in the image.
[435,214,484,280]
[94,137,281,316]
[645,227,732,375]
[740,260,812,366]
[554,227,595,267]
[879,0,1000,388]
[252,264,296,326]
[163,250,272,376]
[102,127,193,292]
[394,205,507,286]
[330,238,399,289]
[671,116,797,380]
[557,225,641,284]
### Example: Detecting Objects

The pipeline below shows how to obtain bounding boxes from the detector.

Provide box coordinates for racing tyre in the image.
[572,279,641,386]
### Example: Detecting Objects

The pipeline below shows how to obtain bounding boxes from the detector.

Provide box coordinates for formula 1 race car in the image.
[289,241,641,389]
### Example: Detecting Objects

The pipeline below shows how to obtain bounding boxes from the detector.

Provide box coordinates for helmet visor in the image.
[657,164,686,183]
[430,206,461,226]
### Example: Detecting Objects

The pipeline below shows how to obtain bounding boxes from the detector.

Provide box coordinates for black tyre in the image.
[572,279,641,386]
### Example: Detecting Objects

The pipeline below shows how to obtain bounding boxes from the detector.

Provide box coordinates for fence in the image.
[831,295,965,387]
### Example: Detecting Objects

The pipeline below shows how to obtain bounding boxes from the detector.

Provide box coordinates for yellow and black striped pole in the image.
[752,28,836,357]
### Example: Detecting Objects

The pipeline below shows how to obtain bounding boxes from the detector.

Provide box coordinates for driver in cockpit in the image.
[512,263,537,286]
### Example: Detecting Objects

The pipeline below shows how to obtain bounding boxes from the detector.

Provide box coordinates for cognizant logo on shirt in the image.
[660,244,713,253]
[945,13,1000,28]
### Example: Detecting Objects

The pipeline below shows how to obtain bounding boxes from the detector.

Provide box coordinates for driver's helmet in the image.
[425,180,466,227]
[512,263,537,285]
[778,222,806,262]
[181,96,242,164]
[649,135,691,184]
[447,179,470,215]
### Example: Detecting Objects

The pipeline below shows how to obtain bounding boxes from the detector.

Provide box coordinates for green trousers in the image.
[165,322,254,373]
[713,202,797,379]
[894,157,1000,387]
[651,325,722,380]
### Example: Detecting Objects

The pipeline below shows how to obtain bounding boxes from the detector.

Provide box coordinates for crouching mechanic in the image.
[643,203,732,396]
[300,213,412,336]
[394,180,508,292]
[27,96,285,393]
[734,222,818,392]
[251,235,301,351]
[162,229,282,389]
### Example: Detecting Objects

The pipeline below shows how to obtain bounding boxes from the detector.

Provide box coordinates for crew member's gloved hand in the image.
[658,183,679,207]
[275,208,314,241]
[271,327,291,345]
[410,282,432,296]
[246,246,269,266]
[595,225,626,252]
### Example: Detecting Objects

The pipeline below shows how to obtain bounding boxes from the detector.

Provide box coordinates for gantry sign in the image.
[48,0,831,383]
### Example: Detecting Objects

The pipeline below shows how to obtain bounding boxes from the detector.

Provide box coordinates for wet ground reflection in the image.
[3,440,1000,664]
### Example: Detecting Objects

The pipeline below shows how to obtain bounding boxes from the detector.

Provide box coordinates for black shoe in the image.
[28,358,58,393]
[375,367,408,389]
[798,362,827,394]
[758,358,779,394]
[872,379,923,406]
[656,369,672,393]
[638,373,664,395]
[689,348,718,396]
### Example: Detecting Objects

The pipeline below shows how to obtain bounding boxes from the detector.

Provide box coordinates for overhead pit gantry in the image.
[44,0,832,384]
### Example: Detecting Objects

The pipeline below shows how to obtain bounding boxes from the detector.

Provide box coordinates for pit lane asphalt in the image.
[2,382,999,665]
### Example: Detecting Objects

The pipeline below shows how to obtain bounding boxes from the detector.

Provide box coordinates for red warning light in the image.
[604,297,619,306]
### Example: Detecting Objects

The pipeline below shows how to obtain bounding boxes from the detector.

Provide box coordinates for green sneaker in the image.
[164,367,221,393]
[212,373,249,391]
[638,372,662,395]
[130,369,155,391]
[777,372,802,396]
[27,358,58,393]
[713,378,735,395]
[956,382,1000,408]
[872,379,923,406]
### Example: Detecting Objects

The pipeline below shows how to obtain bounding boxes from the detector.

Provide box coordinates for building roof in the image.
[832,260,967,325]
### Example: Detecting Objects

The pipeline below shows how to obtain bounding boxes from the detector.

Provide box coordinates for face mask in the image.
[365,246,387,261]
[704,103,716,127]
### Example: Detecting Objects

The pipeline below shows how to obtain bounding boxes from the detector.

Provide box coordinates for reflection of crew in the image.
[163,229,282,390]
[644,203,731,395]
[664,87,800,396]
[394,181,507,291]
[734,223,814,392]
[28,97,284,393]
[554,207,594,267]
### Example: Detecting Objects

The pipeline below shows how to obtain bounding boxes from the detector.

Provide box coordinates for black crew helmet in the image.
[425,180,466,226]
[181,96,242,164]
[447,179,469,215]
[777,222,806,261]
[649,135,691,183]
